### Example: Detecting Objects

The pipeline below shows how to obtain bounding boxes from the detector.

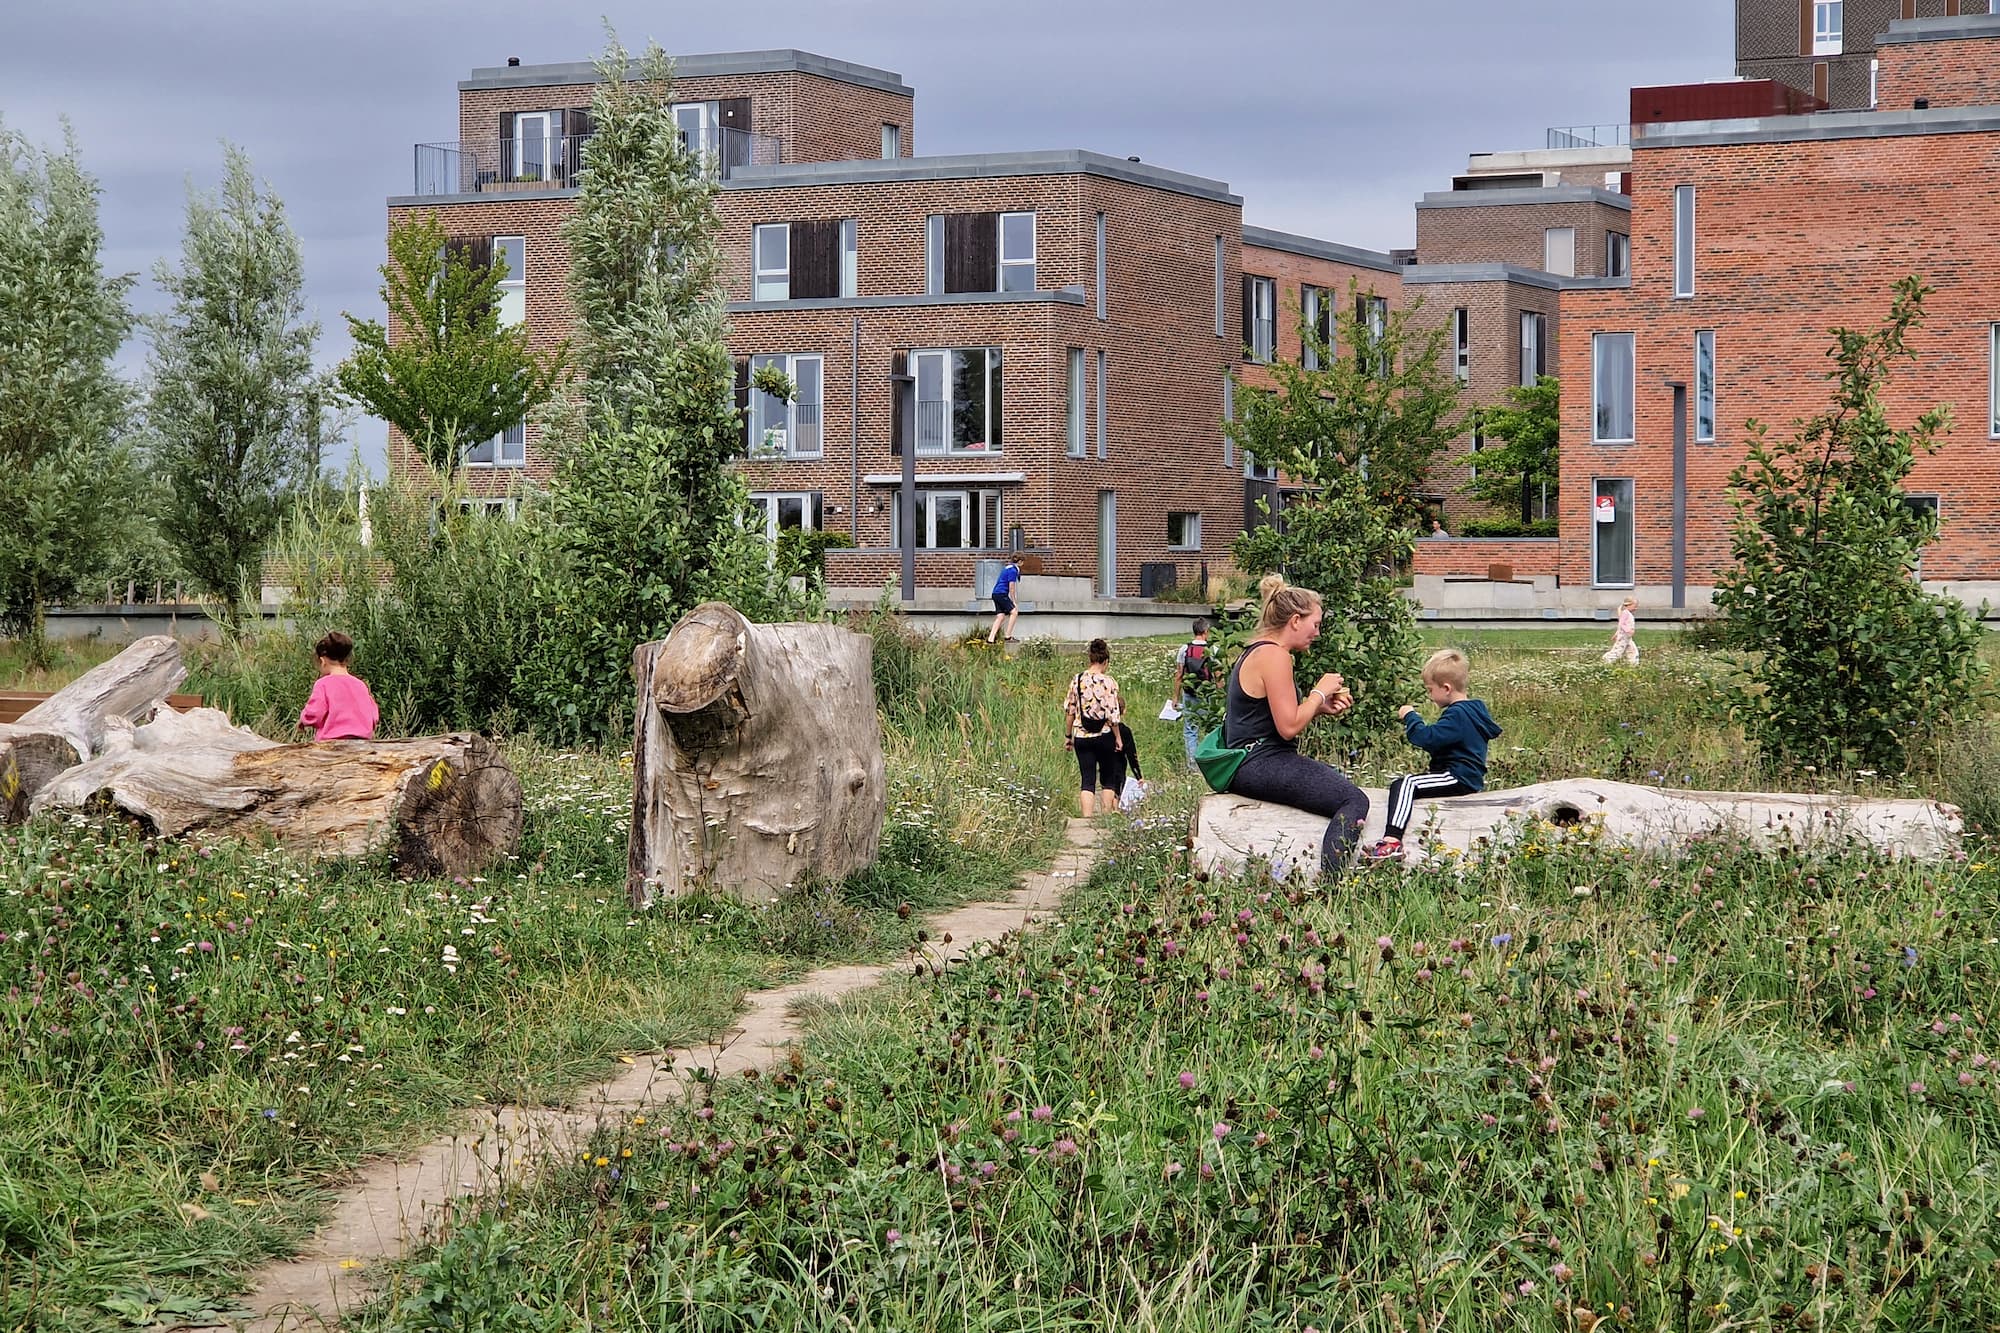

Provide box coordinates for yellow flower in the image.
[633,1115,647,1126]
[339,1258,364,1271]
[594,1156,610,1167]
[1733,1190,1746,1200]
[620,1148,632,1159]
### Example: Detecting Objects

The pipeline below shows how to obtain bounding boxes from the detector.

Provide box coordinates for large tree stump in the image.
[1193,778,1963,879]
[32,707,522,878]
[0,636,187,823]
[628,603,885,905]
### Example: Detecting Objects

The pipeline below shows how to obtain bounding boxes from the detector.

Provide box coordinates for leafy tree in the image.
[515,35,796,742]
[0,124,140,663]
[1221,285,1459,743]
[1463,374,1559,524]
[1714,277,1985,773]
[143,145,321,624]
[334,212,565,473]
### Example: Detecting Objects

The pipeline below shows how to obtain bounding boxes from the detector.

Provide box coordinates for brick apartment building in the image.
[1562,12,2000,604]
[1738,0,1993,109]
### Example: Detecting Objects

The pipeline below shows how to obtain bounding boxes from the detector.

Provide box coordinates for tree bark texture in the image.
[32,706,522,878]
[628,603,885,906]
[0,635,187,823]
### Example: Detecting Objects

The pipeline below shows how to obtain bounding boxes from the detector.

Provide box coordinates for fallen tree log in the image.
[629,602,885,905]
[0,636,188,823]
[31,706,522,878]
[1193,779,1963,879]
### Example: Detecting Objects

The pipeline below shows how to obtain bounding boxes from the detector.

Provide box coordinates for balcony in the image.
[914,400,1000,457]
[412,125,781,196]
[748,401,822,461]
[1544,124,1636,150]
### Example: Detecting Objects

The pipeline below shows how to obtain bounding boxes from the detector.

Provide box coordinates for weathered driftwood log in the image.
[1194,779,1963,879]
[629,602,885,905]
[31,706,522,878]
[0,635,187,823]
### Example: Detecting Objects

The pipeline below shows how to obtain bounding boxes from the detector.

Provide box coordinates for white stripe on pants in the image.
[1386,771,1472,838]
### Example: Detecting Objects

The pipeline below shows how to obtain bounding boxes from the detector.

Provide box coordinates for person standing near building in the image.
[1170,617,1215,765]
[1602,596,1640,665]
[986,557,1022,645]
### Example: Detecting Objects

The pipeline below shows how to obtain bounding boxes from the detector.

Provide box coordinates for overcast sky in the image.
[2,0,1732,474]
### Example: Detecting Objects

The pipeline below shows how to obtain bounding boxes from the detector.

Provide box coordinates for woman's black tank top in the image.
[1223,640,1292,751]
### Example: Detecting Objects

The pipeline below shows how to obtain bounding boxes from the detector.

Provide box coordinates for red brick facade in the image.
[1877,20,2000,105]
[1411,538,1559,578]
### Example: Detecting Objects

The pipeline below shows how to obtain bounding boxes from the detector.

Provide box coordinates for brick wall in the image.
[1558,125,2000,590]
[1235,241,1401,376]
[1416,199,1630,277]
[1411,538,1559,578]
[1736,0,1992,108]
[1878,28,2000,106]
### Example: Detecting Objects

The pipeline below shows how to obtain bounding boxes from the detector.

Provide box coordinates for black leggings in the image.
[1074,731,1119,792]
[1227,746,1369,869]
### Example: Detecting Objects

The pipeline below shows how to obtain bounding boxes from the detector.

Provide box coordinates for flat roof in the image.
[721,149,1240,206]
[1416,186,1630,212]
[462,49,912,97]
[1400,263,1622,291]
[1241,225,1402,274]
[1877,12,2000,44]
[1636,103,2000,148]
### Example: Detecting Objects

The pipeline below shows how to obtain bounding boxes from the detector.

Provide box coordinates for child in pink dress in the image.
[1602,596,1640,665]
[299,631,380,740]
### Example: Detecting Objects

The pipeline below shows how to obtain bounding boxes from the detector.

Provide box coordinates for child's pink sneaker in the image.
[1368,837,1403,861]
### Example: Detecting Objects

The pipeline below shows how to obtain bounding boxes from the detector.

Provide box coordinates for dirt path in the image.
[215,817,1104,1331]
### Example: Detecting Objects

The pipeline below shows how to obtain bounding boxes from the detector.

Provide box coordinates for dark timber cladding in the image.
[790,219,843,299]
[943,213,998,293]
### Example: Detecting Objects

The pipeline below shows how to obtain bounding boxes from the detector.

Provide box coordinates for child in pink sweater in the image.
[299,631,380,740]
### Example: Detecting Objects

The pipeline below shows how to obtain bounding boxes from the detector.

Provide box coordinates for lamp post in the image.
[891,361,916,604]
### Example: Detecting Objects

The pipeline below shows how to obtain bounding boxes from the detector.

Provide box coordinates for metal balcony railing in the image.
[914,400,999,457]
[1544,124,1635,151]
[412,124,781,196]
[748,401,822,460]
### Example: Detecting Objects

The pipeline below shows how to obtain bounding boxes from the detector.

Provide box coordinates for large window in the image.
[1543,227,1576,277]
[748,354,823,459]
[1245,276,1276,363]
[1606,231,1630,279]
[1303,285,1329,370]
[749,492,822,545]
[754,223,789,301]
[1593,333,1635,443]
[494,236,526,326]
[891,488,1003,549]
[1519,312,1547,388]
[999,212,1036,292]
[913,347,1002,455]
[1453,306,1470,384]
[1356,295,1389,374]
[512,111,555,182]
[1067,348,1087,457]
[1695,330,1716,443]
[1673,186,1696,299]
[1592,478,1635,587]
[1813,0,1842,55]
[463,420,524,468]
[1167,512,1202,551]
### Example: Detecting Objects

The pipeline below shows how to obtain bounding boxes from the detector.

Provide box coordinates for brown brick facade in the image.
[1411,539,1559,578]
[1736,0,1993,108]
[1415,198,1630,277]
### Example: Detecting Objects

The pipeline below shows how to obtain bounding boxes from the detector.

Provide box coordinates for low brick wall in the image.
[1410,538,1559,580]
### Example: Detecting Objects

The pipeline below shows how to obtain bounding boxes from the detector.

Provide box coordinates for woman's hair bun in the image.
[1258,573,1287,603]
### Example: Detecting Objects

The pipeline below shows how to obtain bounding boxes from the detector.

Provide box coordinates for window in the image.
[1222,373,1235,470]
[1096,350,1108,459]
[1673,186,1696,299]
[1990,324,2000,437]
[1543,227,1576,277]
[463,419,525,468]
[753,223,789,301]
[748,354,823,459]
[1469,423,1484,483]
[913,348,1002,455]
[840,219,858,298]
[1902,494,1941,575]
[1813,0,1842,55]
[1067,349,1086,457]
[881,122,901,159]
[1606,231,1630,279]
[1095,211,1107,320]
[458,496,520,519]
[1695,330,1716,443]
[1356,295,1389,374]
[1245,276,1276,362]
[925,215,944,296]
[1453,307,1470,384]
[1214,236,1226,338]
[1519,312,1547,388]
[999,212,1036,292]
[673,102,712,158]
[1167,512,1202,551]
[512,111,555,181]
[749,492,822,545]
[890,488,1003,549]
[1593,333,1636,443]
[1245,450,1277,482]
[1303,286,1328,370]
[1592,478,1635,587]
[493,235,526,326]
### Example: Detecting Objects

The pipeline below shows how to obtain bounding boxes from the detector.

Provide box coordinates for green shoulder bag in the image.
[1194,728,1257,793]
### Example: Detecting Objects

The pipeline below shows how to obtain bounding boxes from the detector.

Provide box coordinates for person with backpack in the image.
[1170,618,1215,765]
[1062,638,1125,816]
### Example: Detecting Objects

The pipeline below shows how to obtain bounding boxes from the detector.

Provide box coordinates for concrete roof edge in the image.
[1877,13,2000,44]
[1240,225,1403,273]
[721,149,1240,205]
[1636,104,2000,146]
[461,49,913,96]
[1416,186,1631,211]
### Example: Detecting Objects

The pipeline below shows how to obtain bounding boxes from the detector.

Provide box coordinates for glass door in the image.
[1097,490,1117,597]
[929,492,968,549]
[1592,478,1635,587]
[513,112,553,182]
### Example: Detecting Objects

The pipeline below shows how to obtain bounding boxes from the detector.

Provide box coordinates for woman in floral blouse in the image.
[1063,638,1125,816]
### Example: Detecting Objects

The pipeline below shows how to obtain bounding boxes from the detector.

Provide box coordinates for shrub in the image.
[1451,517,1558,539]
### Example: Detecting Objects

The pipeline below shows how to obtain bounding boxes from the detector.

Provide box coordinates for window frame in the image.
[1543,226,1577,277]
[1244,451,1277,482]
[925,215,944,296]
[998,211,1036,293]
[1591,477,1636,588]
[1096,349,1108,459]
[463,418,526,469]
[748,353,824,460]
[839,218,858,299]
[1302,286,1325,371]
[1592,332,1636,444]
[1519,311,1546,389]
[1990,323,1999,438]
[1673,185,1696,299]
[881,122,901,159]
[1094,211,1107,320]
[1066,348,1087,458]
[512,111,555,181]
[1694,330,1716,443]
[912,346,1003,456]
[1222,372,1235,471]
[748,491,822,545]
[458,496,521,519]
[1813,0,1842,55]
[1453,306,1470,384]
[1167,511,1202,552]
[1247,275,1276,363]
[1214,235,1226,338]
[889,487,1003,550]
[753,223,790,301]
[493,235,526,327]
[1606,231,1630,279]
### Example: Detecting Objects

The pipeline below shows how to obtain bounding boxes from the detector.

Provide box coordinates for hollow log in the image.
[628,602,885,905]
[0,635,187,823]
[1193,778,1963,879]
[31,707,522,878]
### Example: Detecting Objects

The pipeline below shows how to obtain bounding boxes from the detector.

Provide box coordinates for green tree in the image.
[334,212,565,473]
[143,146,321,623]
[1463,374,1560,525]
[1222,286,1460,742]
[1714,277,1985,773]
[0,124,140,664]
[516,34,796,742]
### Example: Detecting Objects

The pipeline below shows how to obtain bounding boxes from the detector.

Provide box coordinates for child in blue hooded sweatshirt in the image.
[1372,648,1503,859]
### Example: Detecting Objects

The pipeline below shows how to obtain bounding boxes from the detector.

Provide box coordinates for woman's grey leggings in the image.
[1228,746,1369,870]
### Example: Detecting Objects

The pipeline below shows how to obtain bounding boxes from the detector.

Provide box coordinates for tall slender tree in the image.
[143,145,321,623]
[1462,374,1560,525]
[0,123,139,664]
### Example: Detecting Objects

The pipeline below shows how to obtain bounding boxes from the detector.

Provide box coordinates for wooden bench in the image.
[0,691,203,728]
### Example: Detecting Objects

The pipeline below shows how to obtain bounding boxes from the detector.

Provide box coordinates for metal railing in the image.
[748,401,822,460]
[412,125,781,196]
[914,400,999,457]
[1544,124,1634,151]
